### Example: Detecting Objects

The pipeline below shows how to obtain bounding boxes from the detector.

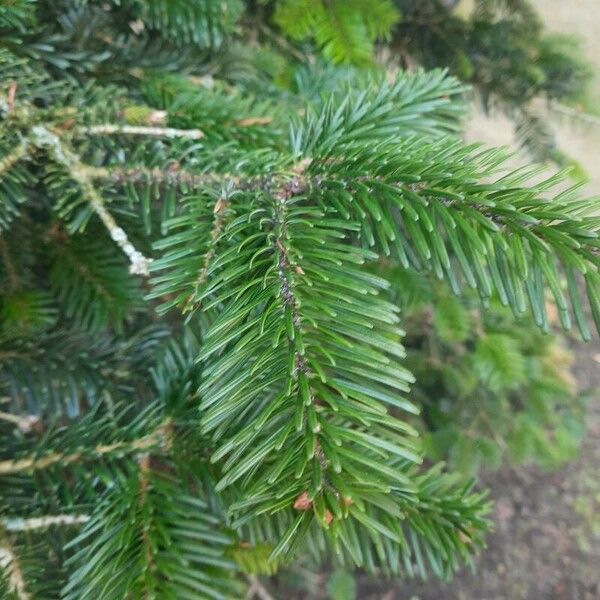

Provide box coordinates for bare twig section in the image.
[236,116,273,127]
[0,425,167,476]
[245,575,275,600]
[82,124,204,139]
[0,542,29,600]
[183,196,230,313]
[0,141,28,178]
[2,515,89,531]
[30,126,152,276]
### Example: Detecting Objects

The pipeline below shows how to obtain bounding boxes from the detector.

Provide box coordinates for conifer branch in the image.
[183,195,230,312]
[0,423,168,475]
[30,126,153,276]
[0,2,595,587]
[0,141,28,178]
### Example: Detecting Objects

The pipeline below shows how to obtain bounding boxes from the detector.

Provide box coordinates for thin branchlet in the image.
[0,540,29,600]
[2,515,89,531]
[30,126,153,276]
[137,453,157,590]
[183,195,230,313]
[81,124,205,139]
[0,424,168,475]
[271,168,330,494]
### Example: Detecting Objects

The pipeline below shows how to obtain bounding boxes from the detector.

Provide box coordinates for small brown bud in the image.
[323,510,333,526]
[458,531,472,545]
[7,81,17,114]
[148,110,167,126]
[293,491,312,511]
[213,198,227,214]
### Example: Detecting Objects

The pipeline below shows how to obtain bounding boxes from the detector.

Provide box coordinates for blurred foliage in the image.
[270,0,593,165]
[386,267,586,474]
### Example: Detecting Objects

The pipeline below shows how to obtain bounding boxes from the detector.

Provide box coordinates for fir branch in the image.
[0,141,28,179]
[30,126,152,276]
[0,423,169,476]
[183,195,230,312]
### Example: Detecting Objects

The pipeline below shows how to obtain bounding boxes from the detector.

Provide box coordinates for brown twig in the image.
[31,126,153,275]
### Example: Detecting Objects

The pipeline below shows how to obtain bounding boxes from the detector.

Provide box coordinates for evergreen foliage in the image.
[271,0,593,164]
[389,268,585,474]
[390,0,593,164]
[0,1,598,597]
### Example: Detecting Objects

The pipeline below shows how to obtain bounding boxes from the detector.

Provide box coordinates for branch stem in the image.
[82,124,204,139]
[2,515,89,531]
[30,126,152,276]
[0,541,29,600]
[0,425,167,476]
